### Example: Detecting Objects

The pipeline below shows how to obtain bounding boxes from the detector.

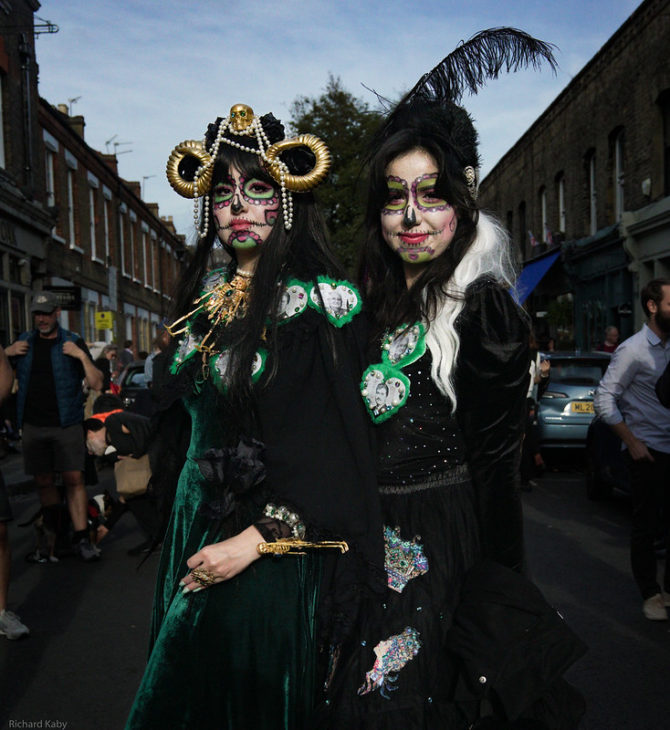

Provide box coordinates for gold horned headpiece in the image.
[166,104,332,237]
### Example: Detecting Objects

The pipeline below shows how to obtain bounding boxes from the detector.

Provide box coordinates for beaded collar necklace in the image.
[169,270,363,393]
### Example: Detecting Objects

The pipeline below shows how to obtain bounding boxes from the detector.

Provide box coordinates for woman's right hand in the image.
[180,525,265,593]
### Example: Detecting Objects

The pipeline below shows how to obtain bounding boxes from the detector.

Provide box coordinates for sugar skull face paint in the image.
[381,148,457,268]
[212,166,279,253]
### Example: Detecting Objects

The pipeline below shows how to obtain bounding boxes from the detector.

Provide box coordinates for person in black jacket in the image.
[84,394,162,554]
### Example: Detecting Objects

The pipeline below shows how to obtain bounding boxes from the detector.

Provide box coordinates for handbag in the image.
[114,454,152,498]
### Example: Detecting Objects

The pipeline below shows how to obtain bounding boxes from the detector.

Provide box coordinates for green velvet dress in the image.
[125,272,383,730]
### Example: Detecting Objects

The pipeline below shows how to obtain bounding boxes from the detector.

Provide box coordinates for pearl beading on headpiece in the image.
[191,115,295,239]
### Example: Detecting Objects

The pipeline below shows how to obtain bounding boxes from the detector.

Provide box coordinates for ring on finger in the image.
[191,567,216,587]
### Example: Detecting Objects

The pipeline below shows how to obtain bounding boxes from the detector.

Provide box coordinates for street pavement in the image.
[1,451,669,729]
[0,452,157,730]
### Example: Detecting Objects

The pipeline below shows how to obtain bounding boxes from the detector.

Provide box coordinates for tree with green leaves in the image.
[290,75,382,272]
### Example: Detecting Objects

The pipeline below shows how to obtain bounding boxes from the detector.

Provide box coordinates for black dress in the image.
[320,279,530,729]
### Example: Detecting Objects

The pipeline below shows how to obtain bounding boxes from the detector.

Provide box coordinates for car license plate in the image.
[571,401,594,414]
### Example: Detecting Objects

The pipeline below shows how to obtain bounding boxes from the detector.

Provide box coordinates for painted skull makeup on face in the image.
[212,166,280,251]
[381,148,458,266]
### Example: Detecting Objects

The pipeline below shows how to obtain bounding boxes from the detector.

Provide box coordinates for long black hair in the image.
[170,143,344,430]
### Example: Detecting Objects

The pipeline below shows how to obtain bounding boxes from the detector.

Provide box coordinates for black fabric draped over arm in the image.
[455,280,530,571]
[257,309,385,599]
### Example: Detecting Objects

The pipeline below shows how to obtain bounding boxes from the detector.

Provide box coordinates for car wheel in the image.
[585,454,613,500]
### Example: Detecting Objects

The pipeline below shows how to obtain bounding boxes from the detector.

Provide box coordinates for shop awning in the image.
[513,250,561,305]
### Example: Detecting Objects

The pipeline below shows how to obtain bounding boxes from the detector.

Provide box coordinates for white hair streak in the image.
[424,211,518,410]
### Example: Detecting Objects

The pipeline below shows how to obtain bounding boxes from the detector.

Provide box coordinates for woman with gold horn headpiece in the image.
[318,29,585,730]
[125,105,384,729]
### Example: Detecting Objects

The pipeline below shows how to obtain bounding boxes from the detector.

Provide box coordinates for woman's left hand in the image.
[180,525,264,593]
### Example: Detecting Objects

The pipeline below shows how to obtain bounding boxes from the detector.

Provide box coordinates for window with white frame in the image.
[43,130,59,209]
[45,150,56,207]
[539,187,548,243]
[67,169,77,248]
[89,186,98,259]
[587,151,597,236]
[64,151,78,248]
[614,131,624,221]
[151,234,157,291]
[103,186,111,263]
[119,206,127,275]
[556,173,566,233]
[103,198,110,262]
[141,226,148,285]
[129,212,137,280]
[88,172,100,259]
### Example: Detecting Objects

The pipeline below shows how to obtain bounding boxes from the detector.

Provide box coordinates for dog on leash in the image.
[19,491,114,563]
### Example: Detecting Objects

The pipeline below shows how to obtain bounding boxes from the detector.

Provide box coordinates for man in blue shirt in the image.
[594,278,670,620]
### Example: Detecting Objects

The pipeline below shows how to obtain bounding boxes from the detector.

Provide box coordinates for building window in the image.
[67,169,77,248]
[45,150,56,207]
[661,90,670,196]
[586,150,597,236]
[556,173,566,233]
[103,198,110,263]
[119,209,127,275]
[89,186,98,259]
[129,217,137,280]
[151,236,158,291]
[141,229,148,285]
[0,73,5,168]
[518,201,527,254]
[539,186,548,243]
[613,130,624,221]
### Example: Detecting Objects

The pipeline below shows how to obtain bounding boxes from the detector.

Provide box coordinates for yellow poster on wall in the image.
[95,311,114,330]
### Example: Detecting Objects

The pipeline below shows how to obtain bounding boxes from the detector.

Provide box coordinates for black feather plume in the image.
[405,27,558,105]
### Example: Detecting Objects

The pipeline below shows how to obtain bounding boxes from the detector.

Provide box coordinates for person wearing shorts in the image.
[0,345,29,639]
[6,291,103,562]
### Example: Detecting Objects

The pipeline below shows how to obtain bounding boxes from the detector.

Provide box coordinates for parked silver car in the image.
[537,352,612,450]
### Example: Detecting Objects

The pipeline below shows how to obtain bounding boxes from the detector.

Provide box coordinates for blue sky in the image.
[35,0,641,238]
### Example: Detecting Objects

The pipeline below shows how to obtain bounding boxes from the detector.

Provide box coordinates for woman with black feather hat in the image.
[124,105,384,729]
[320,29,585,729]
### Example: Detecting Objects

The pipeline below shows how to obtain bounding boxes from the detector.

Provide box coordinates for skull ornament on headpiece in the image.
[166,104,332,237]
[229,104,254,132]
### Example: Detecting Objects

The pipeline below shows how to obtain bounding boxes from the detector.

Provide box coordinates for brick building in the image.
[479,0,670,349]
[0,0,54,345]
[39,99,186,352]
[0,2,187,353]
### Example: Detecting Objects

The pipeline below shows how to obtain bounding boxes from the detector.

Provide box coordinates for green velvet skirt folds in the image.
[125,391,323,730]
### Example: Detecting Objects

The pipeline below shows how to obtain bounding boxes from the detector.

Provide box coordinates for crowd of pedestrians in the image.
[0,290,164,641]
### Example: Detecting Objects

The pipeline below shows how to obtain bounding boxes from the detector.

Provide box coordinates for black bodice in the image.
[377,353,467,486]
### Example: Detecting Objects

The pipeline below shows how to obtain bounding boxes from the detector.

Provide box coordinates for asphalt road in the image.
[1,453,668,729]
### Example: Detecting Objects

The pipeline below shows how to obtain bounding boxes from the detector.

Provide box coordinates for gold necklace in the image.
[165,270,253,353]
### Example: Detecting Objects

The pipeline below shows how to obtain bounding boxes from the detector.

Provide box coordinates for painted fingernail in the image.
[192,587,204,593]
[178,580,185,587]
[181,586,190,594]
